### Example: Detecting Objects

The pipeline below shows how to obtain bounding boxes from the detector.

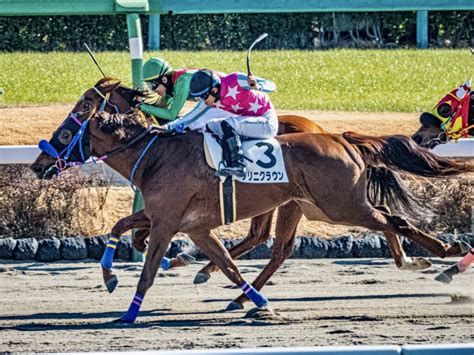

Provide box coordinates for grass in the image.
[0,49,471,112]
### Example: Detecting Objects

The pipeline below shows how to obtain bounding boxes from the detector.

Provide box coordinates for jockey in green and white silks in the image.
[139,57,276,126]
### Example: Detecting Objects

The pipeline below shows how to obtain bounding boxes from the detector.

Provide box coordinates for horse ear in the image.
[419,112,441,127]
[99,78,122,94]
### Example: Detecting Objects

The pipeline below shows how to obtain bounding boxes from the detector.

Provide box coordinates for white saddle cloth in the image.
[203,133,289,184]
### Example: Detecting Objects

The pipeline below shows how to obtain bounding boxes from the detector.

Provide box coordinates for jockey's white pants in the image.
[167,101,278,139]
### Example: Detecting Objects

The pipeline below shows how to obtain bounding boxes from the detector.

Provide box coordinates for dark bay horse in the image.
[30,84,473,322]
[412,82,474,148]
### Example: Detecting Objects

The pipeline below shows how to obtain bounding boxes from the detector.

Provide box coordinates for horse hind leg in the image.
[229,201,303,310]
[194,210,275,284]
[189,230,272,312]
[358,208,466,259]
[374,206,431,271]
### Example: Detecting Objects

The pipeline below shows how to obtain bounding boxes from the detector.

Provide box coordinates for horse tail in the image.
[343,132,474,177]
[365,166,430,220]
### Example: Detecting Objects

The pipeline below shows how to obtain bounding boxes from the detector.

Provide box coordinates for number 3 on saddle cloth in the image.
[203,133,289,225]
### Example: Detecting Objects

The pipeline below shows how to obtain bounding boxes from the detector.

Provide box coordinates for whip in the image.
[84,43,107,78]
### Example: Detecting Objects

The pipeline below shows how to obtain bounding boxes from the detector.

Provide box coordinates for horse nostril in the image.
[412,135,423,145]
[30,164,43,174]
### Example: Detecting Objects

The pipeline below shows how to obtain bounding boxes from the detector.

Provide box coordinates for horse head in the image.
[412,81,474,149]
[30,77,136,179]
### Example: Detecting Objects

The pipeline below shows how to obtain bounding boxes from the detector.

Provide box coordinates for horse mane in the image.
[95,110,147,141]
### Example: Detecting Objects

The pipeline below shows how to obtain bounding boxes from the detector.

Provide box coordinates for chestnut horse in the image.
[34,78,462,310]
[30,83,473,323]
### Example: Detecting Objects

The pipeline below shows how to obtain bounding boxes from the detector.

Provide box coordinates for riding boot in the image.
[219,121,247,179]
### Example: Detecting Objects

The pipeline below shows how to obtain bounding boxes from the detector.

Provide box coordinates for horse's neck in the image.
[92,129,203,189]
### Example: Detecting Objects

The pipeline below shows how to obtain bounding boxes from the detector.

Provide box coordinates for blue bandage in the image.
[160,257,172,270]
[120,292,144,323]
[100,236,120,270]
[240,281,268,308]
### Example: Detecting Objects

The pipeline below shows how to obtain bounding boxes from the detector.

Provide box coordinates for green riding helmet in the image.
[142,57,173,81]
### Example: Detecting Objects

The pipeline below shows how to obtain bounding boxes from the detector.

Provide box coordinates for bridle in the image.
[39,85,153,182]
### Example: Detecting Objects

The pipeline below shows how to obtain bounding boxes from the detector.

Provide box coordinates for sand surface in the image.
[0,258,472,352]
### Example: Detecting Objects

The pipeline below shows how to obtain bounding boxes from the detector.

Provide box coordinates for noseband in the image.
[38,86,146,177]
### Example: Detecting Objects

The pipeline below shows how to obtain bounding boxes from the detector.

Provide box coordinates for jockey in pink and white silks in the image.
[164,70,278,178]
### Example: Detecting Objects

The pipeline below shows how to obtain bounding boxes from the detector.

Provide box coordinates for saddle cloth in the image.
[203,133,289,184]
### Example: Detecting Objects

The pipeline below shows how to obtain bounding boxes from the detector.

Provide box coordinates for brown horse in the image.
[36,78,454,308]
[67,79,435,295]
[30,83,473,323]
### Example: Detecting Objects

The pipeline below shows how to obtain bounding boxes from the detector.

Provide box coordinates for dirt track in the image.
[0,258,472,352]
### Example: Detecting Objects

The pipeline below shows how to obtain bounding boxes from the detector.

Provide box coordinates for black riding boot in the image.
[219,121,247,179]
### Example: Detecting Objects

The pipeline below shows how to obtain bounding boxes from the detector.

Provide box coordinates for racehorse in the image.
[30,80,473,323]
[412,81,474,149]
[33,78,464,308]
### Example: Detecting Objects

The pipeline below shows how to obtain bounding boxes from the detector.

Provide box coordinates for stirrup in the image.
[218,165,247,179]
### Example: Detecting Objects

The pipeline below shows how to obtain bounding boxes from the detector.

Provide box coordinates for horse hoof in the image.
[458,241,472,255]
[193,272,210,284]
[226,301,244,311]
[413,257,432,270]
[105,275,118,293]
[434,271,453,284]
[177,252,196,265]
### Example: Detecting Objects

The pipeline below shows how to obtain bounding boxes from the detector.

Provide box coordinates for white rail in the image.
[1,139,473,165]
[67,343,474,354]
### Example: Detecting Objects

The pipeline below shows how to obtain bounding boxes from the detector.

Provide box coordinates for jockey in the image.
[139,57,195,120]
[163,69,279,178]
[139,57,276,127]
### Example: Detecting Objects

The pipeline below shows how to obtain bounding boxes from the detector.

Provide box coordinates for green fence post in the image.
[126,13,146,262]
[148,15,160,50]
[416,10,428,49]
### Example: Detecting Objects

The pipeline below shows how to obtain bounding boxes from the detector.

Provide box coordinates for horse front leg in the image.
[194,210,275,284]
[101,210,150,293]
[116,221,175,324]
[190,230,271,312]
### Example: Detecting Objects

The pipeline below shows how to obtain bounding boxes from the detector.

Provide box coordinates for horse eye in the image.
[58,130,72,144]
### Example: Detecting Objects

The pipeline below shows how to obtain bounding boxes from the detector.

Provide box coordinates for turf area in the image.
[0,49,471,111]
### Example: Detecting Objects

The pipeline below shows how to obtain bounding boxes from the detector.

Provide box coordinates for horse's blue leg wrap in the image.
[120,292,144,323]
[160,257,172,270]
[100,235,120,270]
[240,281,269,308]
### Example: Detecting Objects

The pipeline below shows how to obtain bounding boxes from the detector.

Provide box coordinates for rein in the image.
[39,86,159,188]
